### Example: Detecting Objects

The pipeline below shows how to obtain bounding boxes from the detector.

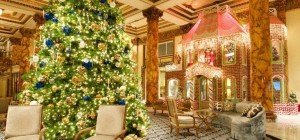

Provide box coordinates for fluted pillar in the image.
[249,0,274,117]
[143,7,163,104]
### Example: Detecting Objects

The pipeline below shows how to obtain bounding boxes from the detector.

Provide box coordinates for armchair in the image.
[0,97,12,128]
[166,98,199,138]
[5,105,44,140]
[74,105,127,140]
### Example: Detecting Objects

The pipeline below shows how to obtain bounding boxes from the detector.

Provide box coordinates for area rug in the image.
[145,113,231,140]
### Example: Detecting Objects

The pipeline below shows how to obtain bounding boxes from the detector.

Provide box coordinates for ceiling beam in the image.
[161,12,188,25]
[156,0,190,10]
[0,1,40,15]
[117,0,151,10]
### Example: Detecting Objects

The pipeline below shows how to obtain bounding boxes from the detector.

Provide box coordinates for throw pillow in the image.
[216,102,223,111]
[246,104,263,118]
[241,105,252,116]
[223,101,233,112]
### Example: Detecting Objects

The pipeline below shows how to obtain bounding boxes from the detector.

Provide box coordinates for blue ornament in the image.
[118,99,126,105]
[101,0,107,3]
[94,10,100,15]
[44,12,54,20]
[52,17,58,23]
[66,49,72,54]
[103,60,110,65]
[39,61,45,67]
[83,95,90,101]
[45,39,54,48]
[63,26,72,35]
[36,82,45,89]
[82,61,93,70]
[124,48,129,54]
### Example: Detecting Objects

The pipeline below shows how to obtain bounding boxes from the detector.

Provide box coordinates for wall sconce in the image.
[0,9,3,16]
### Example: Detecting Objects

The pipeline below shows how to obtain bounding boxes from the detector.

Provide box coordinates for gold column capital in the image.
[142,7,163,22]
[9,37,22,45]
[33,14,46,27]
[19,28,36,38]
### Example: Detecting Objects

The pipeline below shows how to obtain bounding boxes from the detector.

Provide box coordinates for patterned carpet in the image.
[145,113,231,140]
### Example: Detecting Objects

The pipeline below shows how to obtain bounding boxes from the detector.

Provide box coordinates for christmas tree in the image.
[18,0,150,139]
[288,91,298,104]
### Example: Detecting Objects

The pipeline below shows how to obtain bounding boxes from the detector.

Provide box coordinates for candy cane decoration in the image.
[208,78,214,110]
[189,80,194,101]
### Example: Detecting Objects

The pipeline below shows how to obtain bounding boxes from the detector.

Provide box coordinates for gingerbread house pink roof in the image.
[182,6,245,43]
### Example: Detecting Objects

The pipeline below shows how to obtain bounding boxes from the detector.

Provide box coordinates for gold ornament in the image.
[41,89,46,94]
[96,94,102,99]
[98,43,107,51]
[90,23,100,31]
[44,71,50,76]
[56,101,62,107]
[39,76,47,82]
[89,112,96,119]
[109,97,115,103]
[60,73,66,79]
[62,117,69,124]
[114,54,121,61]
[48,104,54,108]
[96,77,102,83]
[83,88,88,93]
[57,56,66,64]
[76,120,85,127]
[22,82,29,88]
[77,66,86,75]
[132,123,137,128]
[52,85,58,92]
[65,97,72,104]
[113,76,120,81]
[72,76,83,86]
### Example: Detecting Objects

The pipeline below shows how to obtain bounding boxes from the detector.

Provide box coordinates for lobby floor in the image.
[266,114,300,140]
[147,107,300,140]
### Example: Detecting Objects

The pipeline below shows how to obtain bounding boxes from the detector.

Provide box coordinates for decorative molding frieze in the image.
[19,28,36,38]
[33,14,45,26]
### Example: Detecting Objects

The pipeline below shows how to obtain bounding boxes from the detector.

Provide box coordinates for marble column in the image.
[143,7,163,104]
[249,0,274,117]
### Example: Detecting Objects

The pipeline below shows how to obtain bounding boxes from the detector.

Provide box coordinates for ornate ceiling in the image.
[0,0,286,45]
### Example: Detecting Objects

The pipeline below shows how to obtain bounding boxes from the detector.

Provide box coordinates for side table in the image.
[195,110,216,130]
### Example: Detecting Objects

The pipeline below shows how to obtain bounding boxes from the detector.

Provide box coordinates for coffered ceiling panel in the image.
[0,0,254,44]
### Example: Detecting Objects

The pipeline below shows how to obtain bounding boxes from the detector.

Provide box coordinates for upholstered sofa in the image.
[212,101,266,140]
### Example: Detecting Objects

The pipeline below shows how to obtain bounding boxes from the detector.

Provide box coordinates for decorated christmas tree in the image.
[18,0,150,139]
[288,91,298,104]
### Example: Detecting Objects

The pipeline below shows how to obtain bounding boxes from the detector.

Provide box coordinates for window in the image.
[223,78,236,100]
[271,39,283,64]
[168,79,179,97]
[222,41,236,65]
[159,41,174,57]
[159,70,165,99]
